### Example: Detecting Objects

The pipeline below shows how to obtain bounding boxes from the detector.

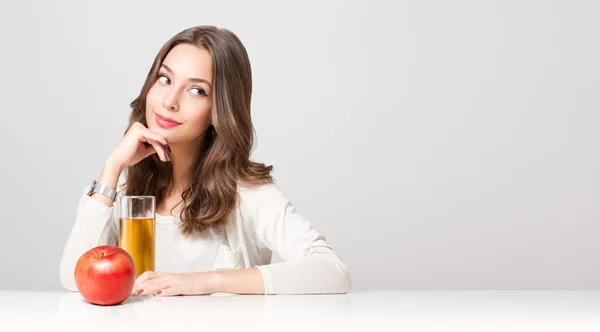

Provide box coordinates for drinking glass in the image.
[119,196,156,279]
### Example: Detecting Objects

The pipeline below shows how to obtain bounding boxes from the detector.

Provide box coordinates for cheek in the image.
[144,85,165,125]
[145,84,161,107]
[190,105,212,125]
[181,102,212,130]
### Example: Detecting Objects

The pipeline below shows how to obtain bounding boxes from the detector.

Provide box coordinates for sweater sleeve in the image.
[251,183,351,295]
[59,175,126,291]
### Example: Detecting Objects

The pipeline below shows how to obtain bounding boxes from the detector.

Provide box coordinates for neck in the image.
[168,135,204,192]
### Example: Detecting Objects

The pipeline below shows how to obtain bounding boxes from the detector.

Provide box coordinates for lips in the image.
[155,112,182,129]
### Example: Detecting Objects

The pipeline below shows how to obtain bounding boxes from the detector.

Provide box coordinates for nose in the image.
[162,91,179,112]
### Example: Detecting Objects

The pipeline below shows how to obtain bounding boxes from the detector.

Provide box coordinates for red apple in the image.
[74,245,136,306]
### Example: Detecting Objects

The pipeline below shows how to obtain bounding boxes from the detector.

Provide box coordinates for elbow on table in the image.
[60,270,78,292]
[59,260,78,292]
[60,274,78,292]
[308,250,352,294]
[333,260,352,294]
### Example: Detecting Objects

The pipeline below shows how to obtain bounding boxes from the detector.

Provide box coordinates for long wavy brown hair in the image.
[124,26,273,235]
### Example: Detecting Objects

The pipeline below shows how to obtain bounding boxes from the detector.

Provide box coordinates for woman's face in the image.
[145,43,213,145]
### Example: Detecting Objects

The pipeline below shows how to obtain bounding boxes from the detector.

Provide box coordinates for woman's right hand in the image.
[106,122,170,171]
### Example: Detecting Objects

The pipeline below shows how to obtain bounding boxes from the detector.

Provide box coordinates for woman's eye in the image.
[158,74,170,84]
[191,88,208,97]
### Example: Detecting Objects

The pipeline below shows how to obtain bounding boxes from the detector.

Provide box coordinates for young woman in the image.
[59,26,351,296]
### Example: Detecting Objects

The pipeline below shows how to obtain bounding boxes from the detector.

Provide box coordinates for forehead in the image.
[162,43,213,82]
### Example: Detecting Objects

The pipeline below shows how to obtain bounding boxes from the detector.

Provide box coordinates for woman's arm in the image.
[247,183,352,295]
[59,162,123,291]
[212,268,265,294]
[133,183,351,296]
[132,268,265,296]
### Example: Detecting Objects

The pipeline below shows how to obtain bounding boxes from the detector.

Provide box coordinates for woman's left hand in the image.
[131,271,217,297]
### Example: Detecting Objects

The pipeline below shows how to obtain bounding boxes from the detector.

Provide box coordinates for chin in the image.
[148,121,165,132]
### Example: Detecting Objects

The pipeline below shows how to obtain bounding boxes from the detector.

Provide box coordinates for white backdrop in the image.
[0,0,598,291]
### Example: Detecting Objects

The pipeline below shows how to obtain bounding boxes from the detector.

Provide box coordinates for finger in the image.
[136,271,160,283]
[130,126,169,161]
[138,277,172,296]
[130,123,168,146]
[144,139,170,162]
[143,144,158,159]
[132,271,160,294]
[136,134,169,162]
[129,122,143,132]
[156,287,179,297]
[140,129,168,146]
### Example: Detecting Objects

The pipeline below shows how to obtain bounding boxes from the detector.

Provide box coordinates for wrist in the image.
[207,271,222,293]
[199,269,265,295]
[104,157,125,174]
[90,160,122,207]
[97,158,124,194]
[190,271,221,294]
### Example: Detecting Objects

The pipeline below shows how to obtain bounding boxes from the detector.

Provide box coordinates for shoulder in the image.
[236,180,292,218]
[235,181,303,234]
[238,180,289,206]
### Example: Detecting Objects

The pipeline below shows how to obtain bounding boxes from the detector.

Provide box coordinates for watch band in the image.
[88,180,118,202]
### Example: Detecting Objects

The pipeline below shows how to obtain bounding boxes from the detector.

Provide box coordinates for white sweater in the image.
[59,174,351,295]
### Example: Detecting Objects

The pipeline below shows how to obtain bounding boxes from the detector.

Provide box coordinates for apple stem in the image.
[100,252,105,258]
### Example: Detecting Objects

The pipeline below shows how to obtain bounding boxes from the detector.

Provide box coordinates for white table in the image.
[1,290,599,331]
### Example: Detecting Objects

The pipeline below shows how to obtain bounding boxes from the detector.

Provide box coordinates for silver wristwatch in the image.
[87,180,118,202]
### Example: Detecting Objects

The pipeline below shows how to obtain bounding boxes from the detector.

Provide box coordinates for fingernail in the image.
[135,289,143,295]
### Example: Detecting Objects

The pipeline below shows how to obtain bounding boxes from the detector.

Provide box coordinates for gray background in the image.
[0,0,598,291]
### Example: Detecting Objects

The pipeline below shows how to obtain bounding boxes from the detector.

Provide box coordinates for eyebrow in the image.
[160,64,212,88]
